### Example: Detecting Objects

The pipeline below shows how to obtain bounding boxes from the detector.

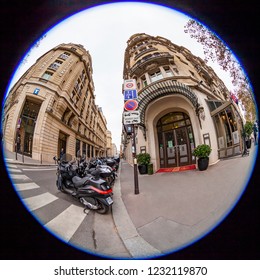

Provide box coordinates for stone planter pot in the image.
[138,164,147,174]
[246,139,252,149]
[197,157,209,171]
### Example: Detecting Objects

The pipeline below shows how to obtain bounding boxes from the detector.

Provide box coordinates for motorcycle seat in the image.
[72,176,89,188]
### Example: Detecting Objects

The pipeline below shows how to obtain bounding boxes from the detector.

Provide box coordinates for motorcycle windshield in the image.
[61,153,72,162]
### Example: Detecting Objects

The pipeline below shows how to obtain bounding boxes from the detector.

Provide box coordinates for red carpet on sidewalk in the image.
[156,164,196,173]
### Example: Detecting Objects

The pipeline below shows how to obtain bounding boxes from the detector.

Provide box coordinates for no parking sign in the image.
[124,99,138,111]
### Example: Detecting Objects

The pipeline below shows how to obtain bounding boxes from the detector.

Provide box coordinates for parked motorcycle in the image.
[79,158,117,187]
[53,154,113,214]
[104,158,119,172]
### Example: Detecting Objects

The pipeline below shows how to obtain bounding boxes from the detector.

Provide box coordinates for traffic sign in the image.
[124,111,140,117]
[124,79,137,90]
[124,89,138,100]
[123,111,140,124]
[124,99,138,111]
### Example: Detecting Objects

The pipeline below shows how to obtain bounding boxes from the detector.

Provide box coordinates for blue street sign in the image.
[33,88,40,95]
[124,89,137,100]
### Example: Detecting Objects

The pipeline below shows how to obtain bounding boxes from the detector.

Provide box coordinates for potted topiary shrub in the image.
[243,121,254,149]
[136,152,151,174]
[193,144,212,171]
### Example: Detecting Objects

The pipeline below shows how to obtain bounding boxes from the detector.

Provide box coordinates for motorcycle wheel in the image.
[96,202,111,214]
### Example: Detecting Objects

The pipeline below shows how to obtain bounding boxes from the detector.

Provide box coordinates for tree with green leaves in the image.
[184,19,256,121]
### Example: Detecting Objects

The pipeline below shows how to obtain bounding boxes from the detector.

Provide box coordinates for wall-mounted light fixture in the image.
[197,105,205,121]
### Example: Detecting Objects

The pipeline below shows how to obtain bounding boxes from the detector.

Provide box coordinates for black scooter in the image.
[53,154,113,214]
[85,159,117,186]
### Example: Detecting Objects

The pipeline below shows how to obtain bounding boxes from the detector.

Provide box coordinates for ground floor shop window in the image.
[58,131,67,157]
[75,139,80,157]
[87,145,91,158]
[209,102,242,157]
[82,142,86,157]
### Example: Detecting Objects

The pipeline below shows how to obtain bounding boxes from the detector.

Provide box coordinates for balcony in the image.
[134,47,157,60]
[129,52,173,76]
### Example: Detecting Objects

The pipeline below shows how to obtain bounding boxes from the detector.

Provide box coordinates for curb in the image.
[5,159,56,167]
[112,162,161,259]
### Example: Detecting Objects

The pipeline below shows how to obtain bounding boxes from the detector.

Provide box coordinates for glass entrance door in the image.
[175,127,189,166]
[164,131,176,167]
[18,99,41,156]
[157,112,195,168]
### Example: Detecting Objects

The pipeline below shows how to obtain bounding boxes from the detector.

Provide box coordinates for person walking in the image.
[60,147,64,159]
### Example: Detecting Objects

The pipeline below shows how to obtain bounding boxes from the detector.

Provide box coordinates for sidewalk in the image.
[2,145,258,259]
[3,149,56,166]
[112,144,258,259]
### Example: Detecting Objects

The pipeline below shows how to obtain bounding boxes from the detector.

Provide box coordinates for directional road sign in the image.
[123,111,140,124]
[124,89,138,100]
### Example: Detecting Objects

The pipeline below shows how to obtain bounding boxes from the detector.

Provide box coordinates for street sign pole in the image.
[132,124,139,195]
[123,79,139,195]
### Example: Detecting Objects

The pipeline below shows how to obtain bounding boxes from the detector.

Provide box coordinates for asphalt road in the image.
[6,163,130,259]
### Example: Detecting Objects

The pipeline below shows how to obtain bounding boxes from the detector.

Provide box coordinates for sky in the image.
[6,2,235,150]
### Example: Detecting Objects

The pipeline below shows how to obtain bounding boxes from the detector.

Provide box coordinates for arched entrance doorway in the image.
[17,99,41,157]
[157,112,196,168]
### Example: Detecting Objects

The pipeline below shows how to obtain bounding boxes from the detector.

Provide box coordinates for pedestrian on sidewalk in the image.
[60,147,64,159]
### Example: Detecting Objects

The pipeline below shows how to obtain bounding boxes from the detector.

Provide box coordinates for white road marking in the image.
[5,164,18,168]
[22,192,58,211]
[7,168,22,173]
[5,159,15,162]
[10,174,30,180]
[44,204,87,242]
[22,168,57,171]
[15,182,40,191]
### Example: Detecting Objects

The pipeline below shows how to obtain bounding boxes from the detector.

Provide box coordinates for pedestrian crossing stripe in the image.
[44,204,88,242]
[7,168,22,173]
[15,182,40,191]
[5,158,15,162]
[22,168,57,171]
[22,192,58,211]
[10,174,30,180]
[6,164,18,168]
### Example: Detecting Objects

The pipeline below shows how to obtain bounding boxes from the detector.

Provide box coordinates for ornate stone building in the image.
[122,33,244,171]
[106,130,112,157]
[3,43,108,162]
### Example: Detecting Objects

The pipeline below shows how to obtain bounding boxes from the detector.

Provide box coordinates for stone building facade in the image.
[122,33,244,171]
[3,43,108,162]
[106,130,112,157]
